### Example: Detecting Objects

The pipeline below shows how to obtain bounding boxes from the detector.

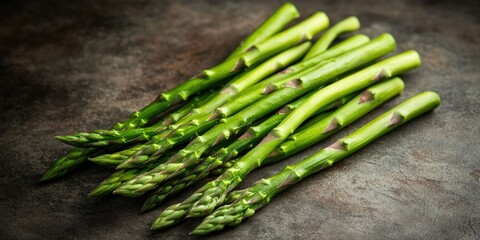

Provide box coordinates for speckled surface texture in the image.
[0,0,479,239]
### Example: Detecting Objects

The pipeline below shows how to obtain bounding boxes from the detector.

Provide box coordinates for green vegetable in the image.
[54,91,216,148]
[113,33,395,198]
[216,34,370,118]
[140,91,350,212]
[224,3,300,60]
[93,13,329,170]
[40,4,319,182]
[84,35,368,168]
[304,16,361,59]
[150,49,421,229]
[114,42,312,168]
[192,91,441,235]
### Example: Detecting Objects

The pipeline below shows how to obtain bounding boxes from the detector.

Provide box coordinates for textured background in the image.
[0,0,479,239]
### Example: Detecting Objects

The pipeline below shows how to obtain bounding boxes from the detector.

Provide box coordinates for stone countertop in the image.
[0,0,479,239]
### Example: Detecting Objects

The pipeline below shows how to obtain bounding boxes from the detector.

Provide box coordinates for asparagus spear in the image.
[56,42,311,149]
[40,7,323,182]
[72,13,327,170]
[192,91,441,235]
[113,34,395,197]
[210,99,350,176]
[55,90,217,148]
[108,36,367,169]
[265,77,405,163]
[56,3,302,148]
[88,164,155,197]
[304,16,361,59]
[185,52,420,218]
[209,79,400,190]
[90,168,151,197]
[113,42,312,168]
[150,50,420,229]
[85,36,368,168]
[178,42,311,126]
[224,3,300,60]
[141,91,350,212]
[216,34,370,118]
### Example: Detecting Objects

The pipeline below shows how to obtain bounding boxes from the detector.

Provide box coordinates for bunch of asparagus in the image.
[43,3,441,235]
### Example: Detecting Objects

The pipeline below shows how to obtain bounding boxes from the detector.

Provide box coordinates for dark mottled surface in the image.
[0,0,479,239]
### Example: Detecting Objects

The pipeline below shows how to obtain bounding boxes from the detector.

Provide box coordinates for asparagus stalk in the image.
[89,111,212,168]
[209,79,402,192]
[210,105,348,175]
[224,3,300,60]
[40,9,327,182]
[88,14,328,169]
[141,91,350,212]
[113,34,396,197]
[304,16,361,59]
[87,36,367,168]
[217,34,370,118]
[264,77,404,163]
[186,52,420,218]
[53,3,300,149]
[102,41,358,169]
[150,50,421,229]
[192,91,441,235]
[224,12,329,74]
[55,91,216,148]
[56,42,310,149]
[180,42,311,125]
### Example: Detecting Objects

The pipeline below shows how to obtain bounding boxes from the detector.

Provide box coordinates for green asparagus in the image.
[114,42,312,168]
[56,3,303,149]
[87,35,368,168]
[140,91,351,212]
[224,3,300,60]
[304,16,361,59]
[55,90,216,148]
[94,13,329,169]
[40,4,317,181]
[178,42,311,126]
[192,91,441,235]
[150,50,420,229]
[113,34,395,197]
[216,34,370,118]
